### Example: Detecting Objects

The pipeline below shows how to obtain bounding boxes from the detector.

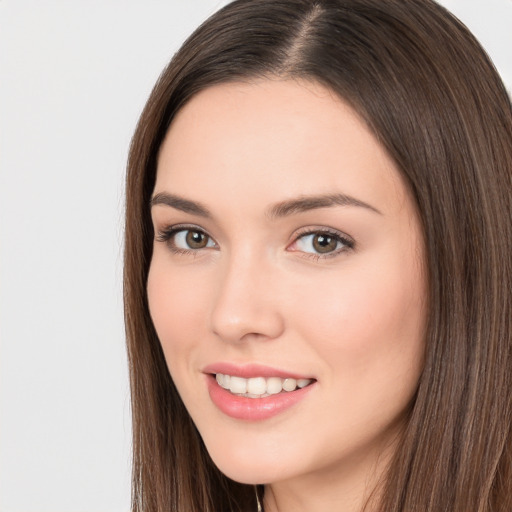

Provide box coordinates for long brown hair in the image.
[124,1,512,510]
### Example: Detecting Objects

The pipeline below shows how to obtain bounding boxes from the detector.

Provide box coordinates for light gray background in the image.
[1,1,510,511]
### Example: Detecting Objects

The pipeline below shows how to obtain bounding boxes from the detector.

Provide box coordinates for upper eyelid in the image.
[157,225,351,238]
[157,223,211,235]
[292,226,354,243]
[155,224,214,241]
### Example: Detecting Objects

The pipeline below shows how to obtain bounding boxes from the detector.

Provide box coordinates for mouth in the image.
[204,364,317,420]
[214,373,314,398]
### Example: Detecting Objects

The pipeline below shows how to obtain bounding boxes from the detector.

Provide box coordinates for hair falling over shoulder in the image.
[123,0,512,510]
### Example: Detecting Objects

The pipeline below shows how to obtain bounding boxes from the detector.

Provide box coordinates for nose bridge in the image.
[210,246,284,343]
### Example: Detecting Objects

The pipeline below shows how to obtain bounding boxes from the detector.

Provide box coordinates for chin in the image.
[214,460,282,486]
[204,440,292,485]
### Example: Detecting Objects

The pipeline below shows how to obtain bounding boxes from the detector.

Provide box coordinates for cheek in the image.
[147,258,210,366]
[290,255,426,382]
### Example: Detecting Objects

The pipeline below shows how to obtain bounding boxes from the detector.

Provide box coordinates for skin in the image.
[147,79,427,512]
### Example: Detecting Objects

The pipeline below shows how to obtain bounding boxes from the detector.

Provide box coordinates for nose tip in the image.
[211,302,285,343]
[210,262,285,344]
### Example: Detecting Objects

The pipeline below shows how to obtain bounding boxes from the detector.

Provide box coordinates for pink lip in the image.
[202,362,312,380]
[203,363,316,421]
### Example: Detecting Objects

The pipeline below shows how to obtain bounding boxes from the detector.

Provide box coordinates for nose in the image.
[210,252,285,344]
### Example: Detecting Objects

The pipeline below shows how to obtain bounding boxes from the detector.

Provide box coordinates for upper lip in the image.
[202,362,314,380]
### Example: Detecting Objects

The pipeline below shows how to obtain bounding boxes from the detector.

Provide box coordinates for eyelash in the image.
[155,224,215,256]
[291,227,355,260]
[155,224,355,259]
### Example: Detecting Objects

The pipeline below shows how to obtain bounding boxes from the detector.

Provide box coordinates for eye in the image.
[289,229,354,257]
[156,226,216,253]
[174,229,214,250]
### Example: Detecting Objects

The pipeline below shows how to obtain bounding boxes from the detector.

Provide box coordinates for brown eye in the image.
[159,228,215,251]
[312,233,338,253]
[185,230,209,249]
[292,230,353,257]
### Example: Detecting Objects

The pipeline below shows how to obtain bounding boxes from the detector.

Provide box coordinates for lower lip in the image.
[206,374,315,421]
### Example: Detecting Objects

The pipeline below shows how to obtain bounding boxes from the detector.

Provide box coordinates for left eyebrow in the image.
[150,192,212,218]
[267,193,382,219]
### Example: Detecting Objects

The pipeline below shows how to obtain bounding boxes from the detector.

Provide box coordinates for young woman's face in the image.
[148,80,427,492]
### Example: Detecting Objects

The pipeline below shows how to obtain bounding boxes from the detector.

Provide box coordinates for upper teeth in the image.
[215,373,312,398]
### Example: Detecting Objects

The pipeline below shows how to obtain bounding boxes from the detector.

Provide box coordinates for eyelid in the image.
[288,226,355,258]
[155,223,218,253]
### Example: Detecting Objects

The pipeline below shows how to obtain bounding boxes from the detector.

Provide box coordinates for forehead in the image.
[155,79,409,216]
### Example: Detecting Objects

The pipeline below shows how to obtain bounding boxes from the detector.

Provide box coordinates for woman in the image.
[124,0,512,511]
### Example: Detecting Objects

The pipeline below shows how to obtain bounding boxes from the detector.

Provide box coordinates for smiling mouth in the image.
[215,373,315,398]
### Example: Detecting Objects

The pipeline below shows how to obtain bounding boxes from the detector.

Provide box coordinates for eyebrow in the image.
[150,192,212,217]
[149,191,381,218]
[267,193,382,218]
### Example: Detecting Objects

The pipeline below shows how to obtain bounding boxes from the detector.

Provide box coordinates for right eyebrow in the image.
[266,193,382,219]
[150,192,212,218]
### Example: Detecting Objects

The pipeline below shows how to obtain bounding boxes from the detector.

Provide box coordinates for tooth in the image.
[229,376,247,394]
[215,373,230,389]
[266,377,283,395]
[247,377,266,395]
[221,374,231,389]
[218,373,311,396]
[297,379,311,388]
[282,378,297,392]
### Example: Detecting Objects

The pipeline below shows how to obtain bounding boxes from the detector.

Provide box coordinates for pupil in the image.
[313,234,336,253]
[186,230,206,248]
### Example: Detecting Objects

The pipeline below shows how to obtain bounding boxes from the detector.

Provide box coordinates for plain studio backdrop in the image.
[0,1,510,511]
